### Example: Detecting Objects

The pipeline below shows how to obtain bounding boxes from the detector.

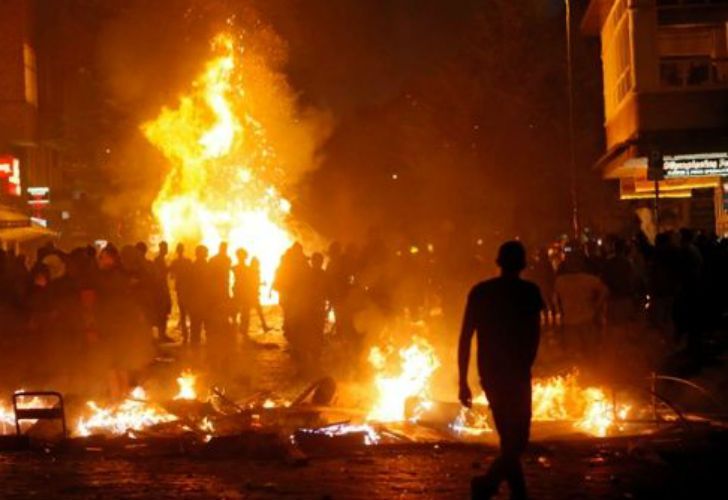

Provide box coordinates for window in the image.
[23,43,37,107]
[602,0,633,119]
[657,25,728,87]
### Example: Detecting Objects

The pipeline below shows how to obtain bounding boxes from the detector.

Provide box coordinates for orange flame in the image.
[142,33,293,303]
[76,386,176,437]
[453,372,632,438]
[174,369,198,401]
[366,337,440,422]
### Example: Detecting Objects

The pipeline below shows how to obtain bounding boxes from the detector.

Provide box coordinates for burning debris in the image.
[366,336,440,423]
[75,386,177,438]
[174,370,198,401]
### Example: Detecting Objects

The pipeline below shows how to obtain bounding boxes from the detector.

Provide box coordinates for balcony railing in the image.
[659,56,728,88]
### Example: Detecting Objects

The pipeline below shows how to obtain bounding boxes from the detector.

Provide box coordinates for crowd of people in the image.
[0,235,413,394]
[1,226,726,397]
[528,228,728,370]
[0,239,278,396]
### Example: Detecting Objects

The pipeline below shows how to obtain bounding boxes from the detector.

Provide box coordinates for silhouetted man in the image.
[233,248,269,338]
[188,245,211,346]
[458,241,542,499]
[209,241,232,303]
[169,243,193,342]
[153,241,174,342]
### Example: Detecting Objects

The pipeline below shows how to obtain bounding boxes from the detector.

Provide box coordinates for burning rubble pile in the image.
[0,331,712,459]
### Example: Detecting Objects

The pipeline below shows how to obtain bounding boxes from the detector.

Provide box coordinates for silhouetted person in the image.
[326,242,351,337]
[554,248,608,360]
[153,241,174,342]
[169,243,193,342]
[641,231,681,335]
[674,229,704,359]
[298,252,327,372]
[527,247,555,324]
[602,238,639,325]
[208,241,232,303]
[274,242,309,347]
[188,245,211,346]
[458,241,542,499]
[232,249,269,339]
[133,241,159,338]
[96,245,151,399]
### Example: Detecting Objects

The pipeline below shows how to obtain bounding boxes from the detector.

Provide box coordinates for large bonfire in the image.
[142,32,312,302]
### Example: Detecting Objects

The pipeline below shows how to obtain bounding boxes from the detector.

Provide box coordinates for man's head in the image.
[312,252,324,270]
[159,241,168,256]
[236,248,248,264]
[175,243,184,256]
[195,245,209,261]
[98,245,120,270]
[135,241,148,258]
[218,241,228,256]
[496,240,527,275]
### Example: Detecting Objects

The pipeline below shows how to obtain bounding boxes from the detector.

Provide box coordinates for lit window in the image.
[601,0,632,118]
[23,43,38,106]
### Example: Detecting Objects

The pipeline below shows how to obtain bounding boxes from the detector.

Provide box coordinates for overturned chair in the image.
[13,391,67,440]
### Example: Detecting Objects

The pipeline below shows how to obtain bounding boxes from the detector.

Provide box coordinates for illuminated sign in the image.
[27,186,49,197]
[664,152,728,178]
[27,186,50,219]
[0,155,21,196]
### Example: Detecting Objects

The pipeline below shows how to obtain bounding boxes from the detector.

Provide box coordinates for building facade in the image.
[0,0,116,247]
[583,0,728,234]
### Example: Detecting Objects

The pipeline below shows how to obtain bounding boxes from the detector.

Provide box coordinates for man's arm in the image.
[458,291,476,408]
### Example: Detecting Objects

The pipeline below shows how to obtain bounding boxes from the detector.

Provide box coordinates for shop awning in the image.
[0,205,58,243]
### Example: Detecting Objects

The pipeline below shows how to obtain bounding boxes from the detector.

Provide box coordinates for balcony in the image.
[660,56,728,88]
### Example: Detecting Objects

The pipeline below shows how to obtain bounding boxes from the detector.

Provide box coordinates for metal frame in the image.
[12,391,67,439]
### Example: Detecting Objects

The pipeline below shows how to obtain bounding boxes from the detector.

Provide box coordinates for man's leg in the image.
[239,306,251,339]
[190,314,201,346]
[483,379,531,499]
[179,301,189,342]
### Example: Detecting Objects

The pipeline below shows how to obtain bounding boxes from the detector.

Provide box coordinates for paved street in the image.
[1,431,726,499]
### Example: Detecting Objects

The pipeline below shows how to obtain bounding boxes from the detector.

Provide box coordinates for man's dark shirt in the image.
[463,277,543,382]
